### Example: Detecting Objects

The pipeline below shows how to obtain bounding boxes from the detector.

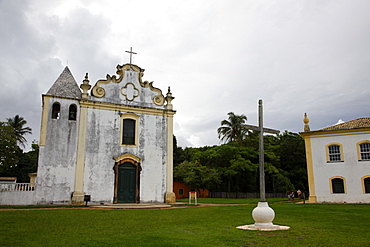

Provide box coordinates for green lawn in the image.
[1,203,369,246]
[176,197,290,204]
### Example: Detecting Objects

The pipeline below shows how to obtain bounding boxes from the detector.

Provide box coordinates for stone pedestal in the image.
[165,192,176,203]
[237,202,290,231]
[71,191,85,205]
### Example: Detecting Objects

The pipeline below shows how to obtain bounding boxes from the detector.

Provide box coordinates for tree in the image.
[217,112,248,145]
[174,160,220,195]
[0,122,19,174]
[173,126,308,195]
[277,131,308,192]
[6,142,39,182]
[190,143,259,192]
[6,115,32,148]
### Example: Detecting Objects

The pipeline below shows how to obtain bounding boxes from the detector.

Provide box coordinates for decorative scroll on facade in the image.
[91,64,165,106]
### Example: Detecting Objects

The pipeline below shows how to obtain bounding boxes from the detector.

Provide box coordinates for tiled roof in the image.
[46,66,81,98]
[0,177,17,181]
[318,117,370,131]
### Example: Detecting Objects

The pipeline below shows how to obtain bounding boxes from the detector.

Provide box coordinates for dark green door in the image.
[118,162,137,203]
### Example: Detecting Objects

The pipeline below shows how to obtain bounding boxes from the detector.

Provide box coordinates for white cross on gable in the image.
[125,47,137,67]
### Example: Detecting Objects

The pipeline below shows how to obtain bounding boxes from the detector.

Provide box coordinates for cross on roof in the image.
[125,47,137,67]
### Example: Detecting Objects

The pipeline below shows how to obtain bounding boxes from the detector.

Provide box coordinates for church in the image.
[33,61,176,205]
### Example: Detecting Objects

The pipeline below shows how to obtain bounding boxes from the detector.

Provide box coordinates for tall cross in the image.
[125,47,137,67]
[245,100,280,202]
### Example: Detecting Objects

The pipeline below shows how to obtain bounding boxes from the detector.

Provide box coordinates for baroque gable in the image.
[91,64,165,108]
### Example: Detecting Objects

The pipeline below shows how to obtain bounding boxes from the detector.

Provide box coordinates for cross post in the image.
[259,100,265,201]
[236,103,289,231]
[245,100,280,202]
[259,99,280,201]
[125,47,137,68]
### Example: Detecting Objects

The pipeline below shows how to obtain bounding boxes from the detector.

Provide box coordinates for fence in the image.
[209,192,286,199]
[0,183,35,192]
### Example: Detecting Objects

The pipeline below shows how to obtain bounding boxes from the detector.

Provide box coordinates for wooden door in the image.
[117,162,137,203]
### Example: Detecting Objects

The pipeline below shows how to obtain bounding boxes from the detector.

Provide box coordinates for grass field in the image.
[1,200,369,246]
[176,197,293,204]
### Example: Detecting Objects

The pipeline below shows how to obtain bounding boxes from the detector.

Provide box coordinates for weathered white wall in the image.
[83,109,119,203]
[310,131,370,203]
[138,114,167,203]
[82,107,168,203]
[36,97,79,204]
[0,191,37,205]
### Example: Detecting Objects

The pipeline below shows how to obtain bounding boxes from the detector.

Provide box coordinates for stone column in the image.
[39,96,50,146]
[302,114,316,203]
[165,87,176,203]
[303,136,317,203]
[165,113,176,203]
[71,103,88,205]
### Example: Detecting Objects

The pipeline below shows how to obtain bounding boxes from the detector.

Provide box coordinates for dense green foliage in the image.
[0,143,39,182]
[0,122,19,174]
[174,160,220,196]
[1,203,369,246]
[0,116,37,182]
[174,130,307,194]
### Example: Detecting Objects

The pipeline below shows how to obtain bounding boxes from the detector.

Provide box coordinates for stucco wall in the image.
[36,97,79,204]
[138,114,167,202]
[310,131,370,203]
[0,191,37,205]
[83,109,119,203]
[82,108,168,203]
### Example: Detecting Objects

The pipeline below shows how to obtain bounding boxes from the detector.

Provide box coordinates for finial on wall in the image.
[304,113,310,132]
[165,87,175,110]
[80,73,91,99]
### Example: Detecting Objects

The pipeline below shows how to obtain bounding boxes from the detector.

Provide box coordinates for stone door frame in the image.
[113,153,142,204]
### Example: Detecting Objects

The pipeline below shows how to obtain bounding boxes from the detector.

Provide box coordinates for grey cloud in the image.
[1,0,370,149]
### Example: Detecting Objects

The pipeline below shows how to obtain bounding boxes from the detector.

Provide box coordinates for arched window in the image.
[68,105,77,121]
[363,176,370,193]
[51,103,61,119]
[331,177,345,193]
[359,142,370,161]
[326,143,343,162]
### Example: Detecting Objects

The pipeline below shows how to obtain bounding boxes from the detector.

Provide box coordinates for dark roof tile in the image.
[318,117,370,131]
[46,66,81,98]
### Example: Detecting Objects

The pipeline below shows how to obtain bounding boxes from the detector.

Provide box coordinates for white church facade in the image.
[301,114,370,203]
[1,63,176,205]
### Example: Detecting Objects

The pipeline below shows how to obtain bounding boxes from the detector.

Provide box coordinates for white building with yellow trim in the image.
[301,114,370,203]
[30,64,176,205]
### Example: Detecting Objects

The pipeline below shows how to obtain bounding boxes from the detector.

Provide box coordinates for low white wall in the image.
[0,191,37,205]
[317,195,370,203]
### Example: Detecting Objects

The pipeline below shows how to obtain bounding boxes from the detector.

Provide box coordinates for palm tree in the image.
[217,112,247,145]
[6,115,32,148]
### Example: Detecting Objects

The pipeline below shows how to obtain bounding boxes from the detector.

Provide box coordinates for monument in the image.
[237,100,290,231]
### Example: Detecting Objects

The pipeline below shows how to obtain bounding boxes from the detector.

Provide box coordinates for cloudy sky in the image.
[1,0,370,149]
